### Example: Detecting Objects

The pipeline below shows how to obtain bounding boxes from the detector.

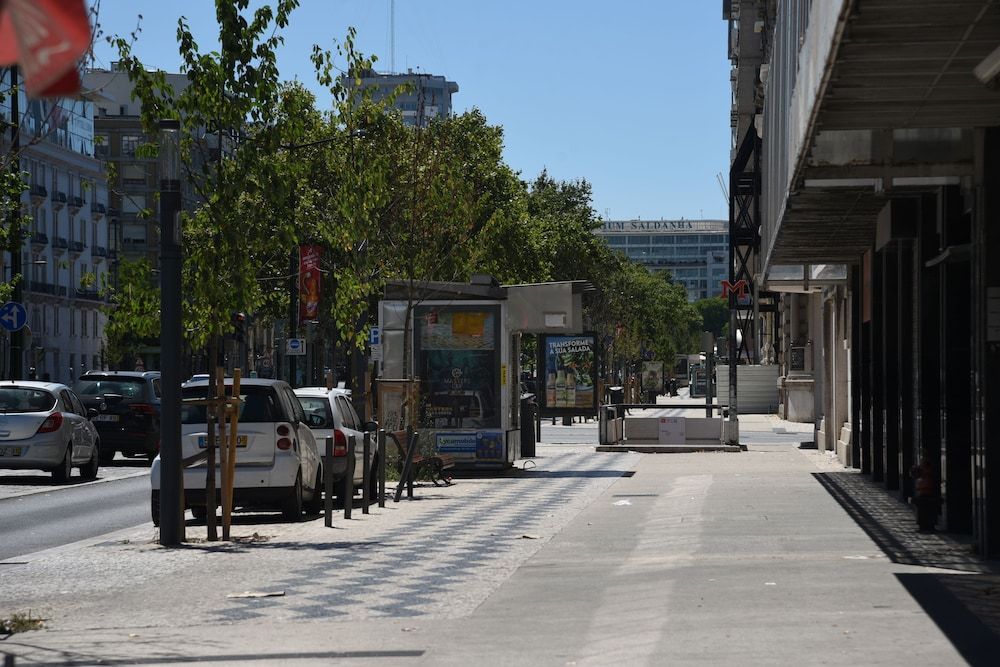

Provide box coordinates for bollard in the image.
[377,429,386,508]
[343,435,356,519]
[406,426,415,500]
[324,436,334,528]
[362,432,371,514]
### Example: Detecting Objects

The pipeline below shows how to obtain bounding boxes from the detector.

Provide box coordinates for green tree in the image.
[694,296,727,339]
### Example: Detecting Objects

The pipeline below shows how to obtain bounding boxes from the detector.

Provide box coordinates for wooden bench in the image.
[389,430,455,487]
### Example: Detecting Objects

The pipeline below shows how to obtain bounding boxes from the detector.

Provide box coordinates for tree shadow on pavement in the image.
[814,471,1000,663]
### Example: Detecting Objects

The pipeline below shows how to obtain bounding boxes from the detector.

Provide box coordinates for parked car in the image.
[74,371,161,463]
[150,378,323,524]
[0,381,100,482]
[294,387,378,504]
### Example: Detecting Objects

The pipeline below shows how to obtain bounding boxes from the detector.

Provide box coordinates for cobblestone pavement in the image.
[0,446,640,633]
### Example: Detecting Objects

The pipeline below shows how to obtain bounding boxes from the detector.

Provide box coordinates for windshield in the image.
[0,387,56,413]
[74,377,146,398]
[181,385,282,424]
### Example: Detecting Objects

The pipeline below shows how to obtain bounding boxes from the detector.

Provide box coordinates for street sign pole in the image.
[7,67,22,380]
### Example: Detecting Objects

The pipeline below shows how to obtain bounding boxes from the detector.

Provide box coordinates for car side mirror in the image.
[87,408,99,419]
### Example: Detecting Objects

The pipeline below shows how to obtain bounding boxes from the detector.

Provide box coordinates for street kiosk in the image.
[377,277,588,469]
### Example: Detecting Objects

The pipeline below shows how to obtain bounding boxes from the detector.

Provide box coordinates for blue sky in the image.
[91,1,731,221]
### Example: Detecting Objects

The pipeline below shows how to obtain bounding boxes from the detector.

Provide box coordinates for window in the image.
[93,312,98,338]
[69,353,75,377]
[119,105,128,116]
[122,195,146,215]
[68,216,74,242]
[121,164,145,185]
[92,222,98,246]
[70,308,76,335]
[79,219,87,245]
[54,306,60,335]
[81,308,87,337]
[92,355,100,372]
[627,235,651,245]
[121,134,141,157]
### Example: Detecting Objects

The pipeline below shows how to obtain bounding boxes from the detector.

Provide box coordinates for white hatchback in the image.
[150,378,323,523]
[293,387,378,504]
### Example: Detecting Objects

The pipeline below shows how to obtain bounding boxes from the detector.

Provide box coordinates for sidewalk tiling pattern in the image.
[1,449,640,631]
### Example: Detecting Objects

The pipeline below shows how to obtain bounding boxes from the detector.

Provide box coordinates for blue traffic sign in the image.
[0,301,27,332]
[369,326,380,346]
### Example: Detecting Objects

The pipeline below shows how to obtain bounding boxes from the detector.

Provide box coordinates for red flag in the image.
[298,245,322,325]
[0,0,91,97]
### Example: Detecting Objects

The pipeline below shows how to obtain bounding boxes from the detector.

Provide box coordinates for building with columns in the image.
[726,0,1000,555]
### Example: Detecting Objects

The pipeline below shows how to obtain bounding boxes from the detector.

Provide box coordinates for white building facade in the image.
[1,70,110,383]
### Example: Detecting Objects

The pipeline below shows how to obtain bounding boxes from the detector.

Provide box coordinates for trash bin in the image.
[520,393,537,458]
[609,386,624,405]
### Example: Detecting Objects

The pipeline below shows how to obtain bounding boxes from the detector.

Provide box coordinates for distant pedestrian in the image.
[911,455,938,533]
[27,366,36,380]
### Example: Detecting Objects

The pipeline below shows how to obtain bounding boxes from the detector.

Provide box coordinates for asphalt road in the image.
[0,474,150,561]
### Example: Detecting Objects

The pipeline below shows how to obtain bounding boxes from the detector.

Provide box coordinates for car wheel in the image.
[80,442,100,481]
[99,446,115,465]
[281,471,304,521]
[303,467,323,515]
[150,491,160,526]
[51,443,73,483]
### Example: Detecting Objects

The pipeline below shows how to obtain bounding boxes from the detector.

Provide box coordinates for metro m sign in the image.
[721,279,750,305]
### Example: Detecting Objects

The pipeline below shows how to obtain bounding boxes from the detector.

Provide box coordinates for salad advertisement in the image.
[539,334,598,416]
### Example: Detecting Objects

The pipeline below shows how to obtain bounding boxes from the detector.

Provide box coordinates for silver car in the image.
[294,387,378,504]
[0,381,100,483]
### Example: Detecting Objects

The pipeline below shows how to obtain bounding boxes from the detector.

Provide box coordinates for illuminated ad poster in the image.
[416,306,501,433]
[642,361,664,392]
[298,244,322,325]
[540,334,598,414]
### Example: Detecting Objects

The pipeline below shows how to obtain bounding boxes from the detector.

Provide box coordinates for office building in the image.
[595,219,729,301]
[350,69,458,127]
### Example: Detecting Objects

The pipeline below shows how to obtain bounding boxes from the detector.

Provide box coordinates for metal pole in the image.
[287,245,297,386]
[8,67,22,381]
[343,435,356,519]
[362,432,371,514]
[158,119,184,545]
[377,429,386,508]
[324,435,333,527]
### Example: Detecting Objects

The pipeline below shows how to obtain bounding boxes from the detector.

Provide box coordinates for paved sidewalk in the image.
[1,415,998,665]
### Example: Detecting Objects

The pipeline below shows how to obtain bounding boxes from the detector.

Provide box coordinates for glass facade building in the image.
[594,219,729,301]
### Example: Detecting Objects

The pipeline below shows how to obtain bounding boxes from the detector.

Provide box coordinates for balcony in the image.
[51,236,68,255]
[75,288,103,302]
[68,196,84,213]
[30,184,47,205]
[757,0,1000,268]
[69,241,85,257]
[91,246,108,263]
[108,249,118,262]
[50,191,67,211]
[30,232,48,249]
[90,202,106,219]
[106,207,120,219]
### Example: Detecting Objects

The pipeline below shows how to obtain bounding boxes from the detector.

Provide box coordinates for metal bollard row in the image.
[323,429,388,527]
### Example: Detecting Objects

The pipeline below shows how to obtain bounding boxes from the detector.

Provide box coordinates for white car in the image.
[150,378,323,523]
[0,381,100,483]
[294,387,378,504]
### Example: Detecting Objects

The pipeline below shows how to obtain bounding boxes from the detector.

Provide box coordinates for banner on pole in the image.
[298,245,322,325]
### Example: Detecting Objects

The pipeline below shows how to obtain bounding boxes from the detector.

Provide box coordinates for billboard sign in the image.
[539,334,598,416]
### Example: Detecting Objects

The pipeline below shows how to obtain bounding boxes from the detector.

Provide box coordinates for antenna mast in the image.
[390,0,396,74]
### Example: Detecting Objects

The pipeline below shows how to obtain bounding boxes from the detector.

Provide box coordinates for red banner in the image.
[298,245,322,325]
[0,0,91,97]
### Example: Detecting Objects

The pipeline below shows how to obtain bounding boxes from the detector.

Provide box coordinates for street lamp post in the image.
[158,118,184,545]
[7,66,23,380]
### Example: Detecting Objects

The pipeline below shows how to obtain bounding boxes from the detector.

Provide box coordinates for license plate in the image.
[93,414,119,422]
[198,435,248,448]
[0,446,22,457]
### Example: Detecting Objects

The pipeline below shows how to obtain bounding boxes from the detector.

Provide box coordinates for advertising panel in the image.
[642,361,664,393]
[416,306,501,431]
[298,245,322,325]
[539,334,598,416]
